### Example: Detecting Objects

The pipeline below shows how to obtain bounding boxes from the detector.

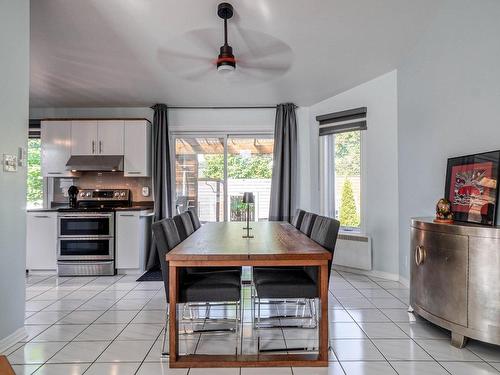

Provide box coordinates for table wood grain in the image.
[166,221,331,368]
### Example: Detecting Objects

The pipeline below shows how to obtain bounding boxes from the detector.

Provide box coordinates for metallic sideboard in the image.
[410,218,500,348]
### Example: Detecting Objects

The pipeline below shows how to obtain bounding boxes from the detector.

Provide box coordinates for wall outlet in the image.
[142,186,150,197]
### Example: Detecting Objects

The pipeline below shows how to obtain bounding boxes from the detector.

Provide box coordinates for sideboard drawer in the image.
[410,227,468,326]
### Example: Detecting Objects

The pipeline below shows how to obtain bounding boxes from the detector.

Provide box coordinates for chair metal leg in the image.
[161,305,169,356]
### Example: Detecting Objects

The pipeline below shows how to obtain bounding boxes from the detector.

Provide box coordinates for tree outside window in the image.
[27,138,43,208]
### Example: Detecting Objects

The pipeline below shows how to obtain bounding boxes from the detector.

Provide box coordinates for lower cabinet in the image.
[26,212,58,271]
[115,211,152,272]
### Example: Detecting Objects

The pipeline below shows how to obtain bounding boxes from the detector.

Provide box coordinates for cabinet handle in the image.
[119,214,135,217]
[48,172,62,175]
[99,141,102,154]
[127,171,141,174]
[415,245,426,266]
[34,215,50,218]
[92,140,95,154]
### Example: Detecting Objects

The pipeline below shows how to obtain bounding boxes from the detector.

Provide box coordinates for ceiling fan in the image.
[158,2,292,81]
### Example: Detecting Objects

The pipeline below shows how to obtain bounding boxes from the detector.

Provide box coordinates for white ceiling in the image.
[30,0,441,107]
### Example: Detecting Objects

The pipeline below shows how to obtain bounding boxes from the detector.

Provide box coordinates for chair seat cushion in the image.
[180,271,241,303]
[253,268,318,299]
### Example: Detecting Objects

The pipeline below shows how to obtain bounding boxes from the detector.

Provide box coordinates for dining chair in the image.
[291,209,306,229]
[173,212,194,241]
[299,212,318,237]
[152,218,242,356]
[252,215,340,330]
[187,208,201,230]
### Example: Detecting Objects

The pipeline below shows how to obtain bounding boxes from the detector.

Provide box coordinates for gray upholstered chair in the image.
[291,209,306,229]
[152,218,242,356]
[173,212,194,241]
[299,212,318,237]
[252,215,340,329]
[187,208,201,230]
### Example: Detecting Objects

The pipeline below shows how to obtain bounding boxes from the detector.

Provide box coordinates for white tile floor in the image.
[2,270,499,374]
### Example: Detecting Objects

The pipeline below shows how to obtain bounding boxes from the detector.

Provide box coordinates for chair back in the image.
[152,218,182,301]
[310,215,340,276]
[299,212,318,237]
[187,208,201,230]
[291,209,306,229]
[173,212,194,241]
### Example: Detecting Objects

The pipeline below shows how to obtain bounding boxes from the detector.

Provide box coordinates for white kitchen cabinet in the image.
[26,212,58,270]
[97,120,124,155]
[71,120,98,155]
[115,210,152,272]
[124,120,151,177]
[41,120,75,177]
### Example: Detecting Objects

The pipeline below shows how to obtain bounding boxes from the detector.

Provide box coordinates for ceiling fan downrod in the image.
[217,2,236,72]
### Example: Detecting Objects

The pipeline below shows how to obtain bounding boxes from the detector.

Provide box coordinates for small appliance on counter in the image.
[57,188,131,276]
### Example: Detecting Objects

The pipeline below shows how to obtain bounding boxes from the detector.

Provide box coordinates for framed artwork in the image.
[445,150,500,226]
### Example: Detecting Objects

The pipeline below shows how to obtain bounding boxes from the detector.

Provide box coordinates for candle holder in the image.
[242,192,254,238]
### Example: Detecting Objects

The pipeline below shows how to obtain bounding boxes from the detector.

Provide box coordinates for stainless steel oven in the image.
[58,212,113,238]
[57,212,115,275]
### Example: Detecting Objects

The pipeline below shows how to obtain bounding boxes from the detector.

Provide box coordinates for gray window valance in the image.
[316,107,367,136]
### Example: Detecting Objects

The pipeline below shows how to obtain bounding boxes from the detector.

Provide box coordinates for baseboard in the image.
[333,265,400,281]
[0,327,27,355]
[398,276,410,287]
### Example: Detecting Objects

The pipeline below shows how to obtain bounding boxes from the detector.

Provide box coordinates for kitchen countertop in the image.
[27,204,154,213]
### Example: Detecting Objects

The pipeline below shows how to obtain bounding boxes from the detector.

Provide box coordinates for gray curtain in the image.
[269,103,298,222]
[146,103,173,270]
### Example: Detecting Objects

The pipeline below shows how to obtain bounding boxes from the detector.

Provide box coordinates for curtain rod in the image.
[168,105,298,109]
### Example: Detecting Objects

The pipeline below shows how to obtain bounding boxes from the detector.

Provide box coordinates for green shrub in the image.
[339,179,360,227]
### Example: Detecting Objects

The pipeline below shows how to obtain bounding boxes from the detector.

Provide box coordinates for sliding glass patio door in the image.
[173,134,274,223]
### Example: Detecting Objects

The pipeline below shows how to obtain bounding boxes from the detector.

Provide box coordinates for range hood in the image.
[65,155,124,172]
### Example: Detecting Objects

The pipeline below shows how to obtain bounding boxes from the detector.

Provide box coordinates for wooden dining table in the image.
[166,221,332,368]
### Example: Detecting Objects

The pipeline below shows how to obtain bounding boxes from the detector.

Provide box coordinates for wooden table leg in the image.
[169,265,179,364]
[318,262,329,362]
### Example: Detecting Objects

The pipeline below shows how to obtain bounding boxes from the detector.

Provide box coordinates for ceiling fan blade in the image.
[233,26,292,61]
[238,60,290,72]
[183,29,221,56]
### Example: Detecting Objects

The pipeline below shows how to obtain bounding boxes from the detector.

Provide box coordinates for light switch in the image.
[142,186,150,197]
[3,154,18,172]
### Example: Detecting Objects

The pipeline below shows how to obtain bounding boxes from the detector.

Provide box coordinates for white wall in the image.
[0,0,29,341]
[397,0,500,279]
[30,107,276,133]
[305,71,399,277]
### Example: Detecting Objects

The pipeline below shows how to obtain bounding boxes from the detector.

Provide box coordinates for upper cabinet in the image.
[71,120,97,155]
[41,120,75,177]
[124,120,151,177]
[98,120,124,155]
[41,119,150,177]
[71,120,124,156]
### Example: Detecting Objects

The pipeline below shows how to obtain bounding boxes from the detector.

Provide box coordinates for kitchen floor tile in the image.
[84,362,141,375]
[241,368,293,375]
[340,361,398,375]
[292,362,345,375]
[42,299,85,311]
[75,323,126,341]
[329,323,367,339]
[466,339,500,362]
[32,363,90,374]
[367,297,407,309]
[330,339,384,361]
[8,342,68,364]
[136,361,188,374]
[372,339,433,361]
[379,309,416,323]
[189,368,240,375]
[31,324,87,342]
[347,309,391,323]
[396,321,450,339]
[439,361,500,375]
[415,339,482,361]
[359,322,409,339]
[57,310,105,324]
[94,310,139,324]
[20,325,51,342]
[131,310,165,324]
[96,339,155,362]
[390,361,450,375]
[24,311,68,325]
[10,364,41,375]
[48,340,110,363]
[116,323,163,341]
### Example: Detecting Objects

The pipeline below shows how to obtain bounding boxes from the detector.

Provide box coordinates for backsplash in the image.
[52,172,153,204]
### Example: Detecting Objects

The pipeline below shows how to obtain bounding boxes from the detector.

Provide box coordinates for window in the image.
[27,136,43,209]
[320,130,362,231]
[174,134,274,222]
